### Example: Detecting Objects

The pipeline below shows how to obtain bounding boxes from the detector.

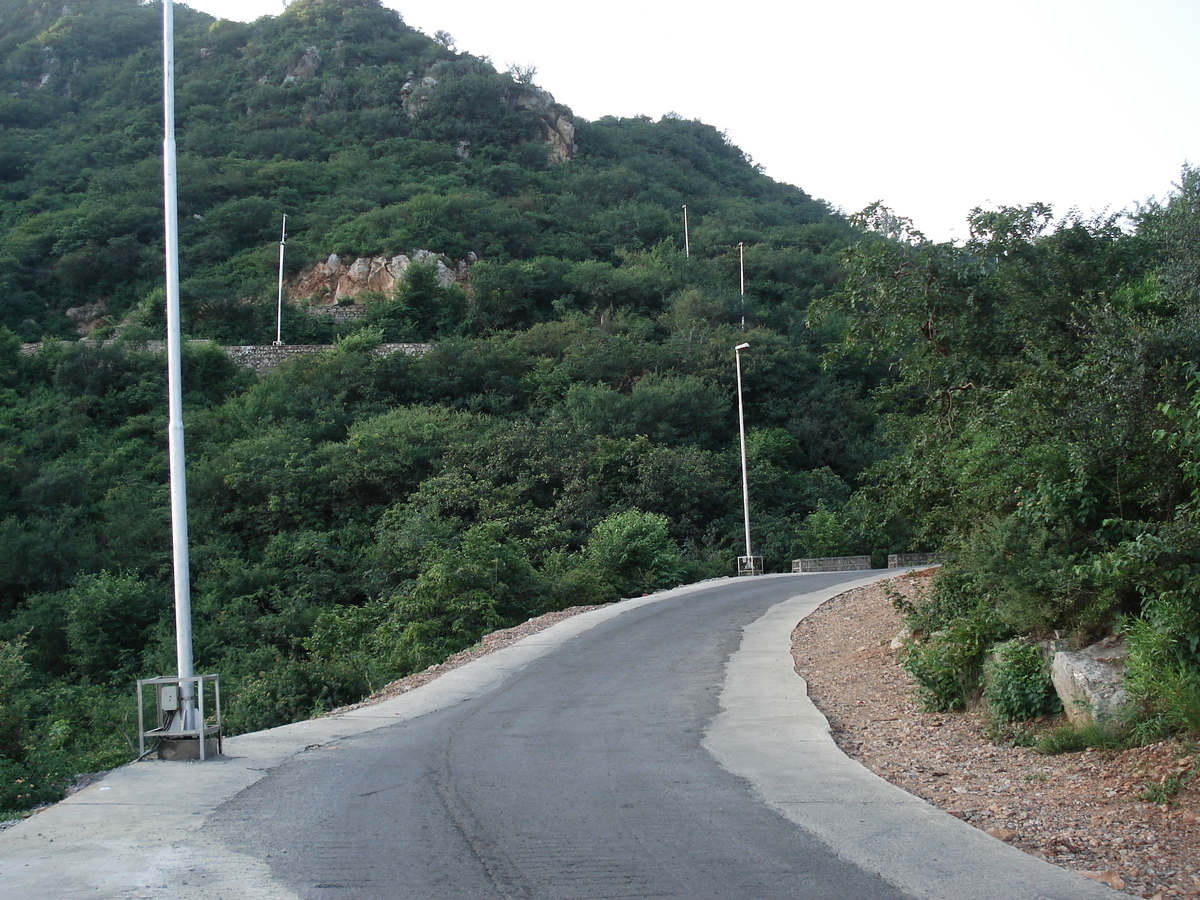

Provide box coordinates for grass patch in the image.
[1034,719,1130,755]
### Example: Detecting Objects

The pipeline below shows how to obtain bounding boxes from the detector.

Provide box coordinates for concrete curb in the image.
[703,570,1117,900]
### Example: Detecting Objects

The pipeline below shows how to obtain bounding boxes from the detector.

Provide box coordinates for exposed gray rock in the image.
[1050,637,1129,725]
[890,624,912,652]
[400,75,439,116]
[284,46,322,83]
[65,300,108,335]
[398,67,576,161]
[507,83,577,161]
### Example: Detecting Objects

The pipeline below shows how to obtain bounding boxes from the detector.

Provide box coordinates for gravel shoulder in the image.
[333,605,607,712]
[791,573,1200,900]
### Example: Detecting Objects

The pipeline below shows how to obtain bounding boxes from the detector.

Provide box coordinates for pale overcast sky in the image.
[180,0,1199,243]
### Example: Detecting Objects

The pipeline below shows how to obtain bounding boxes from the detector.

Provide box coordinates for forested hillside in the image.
[812,191,1200,748]
[0,0,846,342]
[1,0,1197,817]
[0,0,878,812]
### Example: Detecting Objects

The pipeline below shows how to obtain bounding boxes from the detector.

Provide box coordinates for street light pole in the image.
[735,342,755,572]
[274,214,287,345]
[162,0,196,732]
[738,241,745,328]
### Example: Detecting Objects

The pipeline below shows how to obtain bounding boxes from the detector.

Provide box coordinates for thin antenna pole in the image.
[275,214,287,345]
[735,342,752,560]
[682,205,689,258]
[162,0,195,725]
[738,241,745,328]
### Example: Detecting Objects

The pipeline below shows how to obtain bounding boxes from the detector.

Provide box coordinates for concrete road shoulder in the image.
[703,570,1118,900]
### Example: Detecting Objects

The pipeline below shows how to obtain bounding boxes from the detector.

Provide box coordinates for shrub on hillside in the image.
[583,510,683,600]
[983,638,1061,722]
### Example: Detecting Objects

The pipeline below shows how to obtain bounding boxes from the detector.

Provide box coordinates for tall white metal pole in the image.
[163,0,195,726]
[738,241,745,328]
[274,214,287,345]
[682,205,689,258]
[735,342,752,561]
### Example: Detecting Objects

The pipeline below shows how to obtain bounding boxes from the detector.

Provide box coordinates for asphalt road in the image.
[206,573,908,899]
[0,572,1117,899]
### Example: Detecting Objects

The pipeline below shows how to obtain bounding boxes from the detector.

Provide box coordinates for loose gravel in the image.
[792,573,1200,900]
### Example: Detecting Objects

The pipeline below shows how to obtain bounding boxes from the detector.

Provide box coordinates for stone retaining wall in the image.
[306,305,369,322]
[19,340,430,374]
[888,553,937,568]
[20,340,196,356]
[220,342,428,374]
[791,556,873,573]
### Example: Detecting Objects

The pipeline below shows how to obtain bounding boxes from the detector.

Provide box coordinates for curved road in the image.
[1,572,1114,899]
[208,573,906,899]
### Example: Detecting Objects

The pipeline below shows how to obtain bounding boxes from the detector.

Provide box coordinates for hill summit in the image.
[0,0,850,342]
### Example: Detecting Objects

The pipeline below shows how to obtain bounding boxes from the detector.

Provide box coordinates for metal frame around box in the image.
[136,674,222,760]
[737,555,763,576]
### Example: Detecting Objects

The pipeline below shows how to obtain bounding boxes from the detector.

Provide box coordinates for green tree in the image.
[583,509,683,600]
[373,523,540,673]
[0,638,30,763]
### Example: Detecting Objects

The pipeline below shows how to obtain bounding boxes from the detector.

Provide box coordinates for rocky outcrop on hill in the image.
[399,66,576,162]
[284,46,323,83]
[65,300,109,336]
[399,72,440,116]
[508,83,577,163]
[290,249,474,305]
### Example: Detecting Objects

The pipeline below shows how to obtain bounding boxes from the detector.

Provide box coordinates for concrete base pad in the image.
[156,737,221,761]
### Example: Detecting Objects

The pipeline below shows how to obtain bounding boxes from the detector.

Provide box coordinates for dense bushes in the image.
[0,0,850,341]
[5,0,1198,820]
[822,174,1200,737]
[982,640,1061,722]
[0,291,882,814]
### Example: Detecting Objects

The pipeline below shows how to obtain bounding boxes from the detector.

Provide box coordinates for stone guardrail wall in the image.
[888,553,937,569]
[20,340,430,374]
[792,555,873,573]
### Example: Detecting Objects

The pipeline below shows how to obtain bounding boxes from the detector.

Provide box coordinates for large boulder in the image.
[399,73,439,116]
[1050,637,1129,725]
[65,300,108,336]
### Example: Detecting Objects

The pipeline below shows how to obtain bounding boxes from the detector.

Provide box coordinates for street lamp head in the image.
[735,342,750,351]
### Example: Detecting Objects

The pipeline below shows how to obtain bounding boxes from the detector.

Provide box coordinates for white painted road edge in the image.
[703,570,1117,900]
[0,573,1118,898]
